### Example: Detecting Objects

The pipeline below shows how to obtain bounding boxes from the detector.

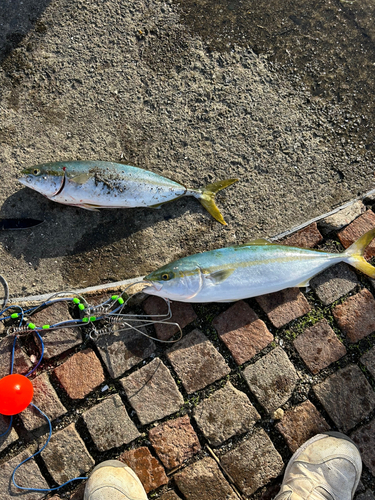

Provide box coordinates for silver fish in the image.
[19,161,238,225]
[144,229,375,302]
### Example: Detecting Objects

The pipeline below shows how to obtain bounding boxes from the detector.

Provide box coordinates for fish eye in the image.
[33,169,40,175]
[161,272,174,281]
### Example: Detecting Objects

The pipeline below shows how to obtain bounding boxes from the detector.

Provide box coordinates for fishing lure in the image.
[19,161,238,225]
[143,228,375,303]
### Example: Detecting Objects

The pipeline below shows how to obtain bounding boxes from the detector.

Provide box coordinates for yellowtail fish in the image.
[144,229,375,302]
[19,161,238,225]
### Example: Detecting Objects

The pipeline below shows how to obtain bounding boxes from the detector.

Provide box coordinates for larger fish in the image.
[144,229,375,302]
[19,161,237,225]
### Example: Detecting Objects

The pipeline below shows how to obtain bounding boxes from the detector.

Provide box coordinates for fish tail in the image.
[192,179,238,225]
[344,227,375,277]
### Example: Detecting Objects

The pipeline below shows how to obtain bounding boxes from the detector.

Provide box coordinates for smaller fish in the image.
[19,161,238,225]
[144,229,375,303]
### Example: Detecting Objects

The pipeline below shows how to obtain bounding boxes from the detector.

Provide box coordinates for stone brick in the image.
[53,348,105,399]
[351,418,375,476]
[32,301,82,359]
[310,262,359,305]
[120,358,183,425]
[0,414,18,453]
[142,296,197,340]
[41,423,95,484]
[119,446,168,493]
[174,457,237,500]
[243,347,298,413]
[276,400,330,452]
[338,210,375,258]
[356,491,375,500]
[280,222,323,248]
[166,329,230,394]
[221,428,284,496]
[313,364,375,432]
[194,381,260,446]
[82,394,140,451]
[0,449,49,500]
[212,301,273,365]
[319,201,366,235]
[95,323,155,378]
[19,372,67,431]
[332,288,375,342]
[360,346,375,378]
[256,288,311,328]
[148,415,201,469]
[159,492,182,500]
[293,319,347,374]
[0,334,31,379]
[69,482,86,500]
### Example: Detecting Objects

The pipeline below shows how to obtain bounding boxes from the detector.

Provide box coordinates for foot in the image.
[274,432,362,500]
[84,460,148,500]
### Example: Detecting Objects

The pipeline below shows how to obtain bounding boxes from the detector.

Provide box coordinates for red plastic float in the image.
[0,374,34,415]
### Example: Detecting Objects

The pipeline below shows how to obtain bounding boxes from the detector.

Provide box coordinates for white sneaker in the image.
[274,432,362,500]
[84,460,148,500]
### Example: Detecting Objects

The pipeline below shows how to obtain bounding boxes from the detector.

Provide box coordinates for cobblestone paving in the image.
[1,206,375,499]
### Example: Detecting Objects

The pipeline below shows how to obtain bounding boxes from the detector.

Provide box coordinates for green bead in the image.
[78,303,85,311]
[118,297,124,305]
[89,316,96,321]
[82,317,89,323]
[28,322,36,329]
[11,313,19,319]
[42,325,50,329]
[111,295,119,300]
[73,298,80,304]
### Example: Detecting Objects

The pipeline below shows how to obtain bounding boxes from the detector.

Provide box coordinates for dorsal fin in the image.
[238,238,277,247]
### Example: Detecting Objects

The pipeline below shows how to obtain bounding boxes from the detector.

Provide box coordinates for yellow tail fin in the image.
[195,179,238,225]
[344,228,375,278]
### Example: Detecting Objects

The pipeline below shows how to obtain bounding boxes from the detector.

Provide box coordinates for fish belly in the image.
[52,173,186,208]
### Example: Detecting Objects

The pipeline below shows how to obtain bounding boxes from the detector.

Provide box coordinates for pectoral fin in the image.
[242,238,276,246]
[297,278,310,288]
[205,269,235,284]
[69,173,93,184]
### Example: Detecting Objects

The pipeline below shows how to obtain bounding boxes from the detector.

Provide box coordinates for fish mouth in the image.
[142,279,163,292]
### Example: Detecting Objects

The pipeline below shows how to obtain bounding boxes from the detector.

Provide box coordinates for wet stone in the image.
[220,428,284,496]
[166,329,230,394]
[0,414,18,453]
[148,415,201,469]
[142,296,197,340]
[338,209,375,258]
[319,201,366,235]
[256,288,311,328]
[82,394,140,451]
[212,301,273,365]
[0,334,31,379]
[119,446,168,493]
[242,347,298,413]
[332,288,375,343]
[280,222,323,248]
[193,381,260,446]
[120,358,183,425]
[95,322,156,378]
[174,456,237,500]
[310,262,359,305]
[19,372,67,431]
[0,449,49,500]
[351,418,375,476]
[293,319,347,374]
[32,301,82,359]
[159,492,182,500]
[360,346,375,378]
[276,400,330,452]
[41,423,95,484]
[53,348,105,399]
[313,364,375,432]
